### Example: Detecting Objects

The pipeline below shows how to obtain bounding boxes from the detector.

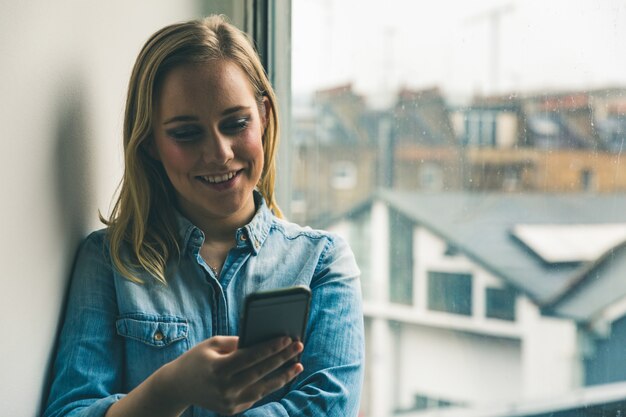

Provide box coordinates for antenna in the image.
[466,3,515,94]
[382,26,396,94]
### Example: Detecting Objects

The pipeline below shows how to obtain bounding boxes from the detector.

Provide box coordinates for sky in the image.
[292,0,626,105]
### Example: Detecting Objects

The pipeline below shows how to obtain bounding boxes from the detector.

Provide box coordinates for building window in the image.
[485,287,516,321]
[464,111,497,147]
[528,114,561,149]
[444,244,460,257]
[349,211,372,300]
[502,166,521,191]
[580,169,596,191]
[331,161,357,190]
[389,209,414,305]
[419,162,444,191]
[427,271,472,316]
[598,114,626,152]
[395,393,461,413]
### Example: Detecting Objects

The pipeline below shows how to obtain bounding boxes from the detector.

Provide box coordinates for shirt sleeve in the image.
[241,234,365,417]
[43,232,126,417]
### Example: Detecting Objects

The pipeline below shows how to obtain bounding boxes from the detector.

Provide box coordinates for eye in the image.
[166,126,203,142]
[221,117,250,134]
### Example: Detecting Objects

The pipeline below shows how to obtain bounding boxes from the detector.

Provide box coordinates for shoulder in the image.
[83,227,109,244]
[270,216,340,243]
[73,228,114,266]
[270,217,356,270]
[66,228,119,299]
[80,228,110,250]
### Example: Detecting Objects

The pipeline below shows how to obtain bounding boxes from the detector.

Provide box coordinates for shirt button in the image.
[154,331,164,341]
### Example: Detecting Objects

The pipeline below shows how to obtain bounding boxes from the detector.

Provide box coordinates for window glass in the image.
[389,209,413,305]
[291,0,626,415]
[485,287,516,321]
[427,271,472,315]
[349,210,372,300]
[331,161,358,190]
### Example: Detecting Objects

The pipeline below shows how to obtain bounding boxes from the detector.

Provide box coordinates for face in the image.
[151,59,269,228]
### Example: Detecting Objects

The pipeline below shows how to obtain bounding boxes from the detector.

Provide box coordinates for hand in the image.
[156,335,304,415]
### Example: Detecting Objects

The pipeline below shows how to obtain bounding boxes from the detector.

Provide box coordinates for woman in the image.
[43,15,364,417]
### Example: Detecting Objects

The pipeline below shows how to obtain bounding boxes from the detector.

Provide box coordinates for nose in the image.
[202,131,234,165]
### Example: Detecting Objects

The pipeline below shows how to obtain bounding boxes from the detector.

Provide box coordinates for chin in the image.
[208,197,251,216]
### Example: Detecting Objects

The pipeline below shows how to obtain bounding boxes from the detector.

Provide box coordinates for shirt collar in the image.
[174,190,273,256]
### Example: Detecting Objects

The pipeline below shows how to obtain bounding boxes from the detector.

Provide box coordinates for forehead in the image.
[155,59,257,115]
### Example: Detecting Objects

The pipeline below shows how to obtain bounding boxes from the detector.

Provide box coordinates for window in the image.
[331,161,357,189]
[389,209,413,305]
[598,113,626,152]
[580,169,596,192]
[486,287,516,321]
[289,0,626,415]
[418,162,444,190]
[464,110,496,147]
[349,210,372,300]
[398,393,462,413]
[427,271,472,316]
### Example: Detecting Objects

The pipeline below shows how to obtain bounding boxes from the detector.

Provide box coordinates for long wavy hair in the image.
[102,15,282,284]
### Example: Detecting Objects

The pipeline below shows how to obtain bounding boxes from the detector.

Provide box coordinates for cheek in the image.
[249,140,265,175]
[238,129,265,165]
[157,142,196,172]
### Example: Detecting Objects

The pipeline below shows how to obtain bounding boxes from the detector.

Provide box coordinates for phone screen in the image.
[238,286,311,349]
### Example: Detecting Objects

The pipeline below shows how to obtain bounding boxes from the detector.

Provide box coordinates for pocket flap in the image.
[116,314,188,348]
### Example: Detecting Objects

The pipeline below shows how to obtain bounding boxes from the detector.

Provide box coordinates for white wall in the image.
[0,2,243,415]
[396,324,523,408]
[519,297,580,400]
[496,112,518,149]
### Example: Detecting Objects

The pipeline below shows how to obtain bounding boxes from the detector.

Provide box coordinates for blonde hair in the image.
[102,15,282,284]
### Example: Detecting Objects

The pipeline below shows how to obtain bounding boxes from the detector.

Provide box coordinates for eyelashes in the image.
[165,117,251,142]
[222,117,250,133]
[167,126,203,142]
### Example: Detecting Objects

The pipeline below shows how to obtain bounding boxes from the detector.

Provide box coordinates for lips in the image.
[196,170,241,184]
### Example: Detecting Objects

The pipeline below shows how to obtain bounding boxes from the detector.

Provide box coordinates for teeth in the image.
[201,171,236,184]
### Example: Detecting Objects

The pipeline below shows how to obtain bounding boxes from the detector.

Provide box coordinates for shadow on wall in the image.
[38,71,95,413]
[54,73,94,242]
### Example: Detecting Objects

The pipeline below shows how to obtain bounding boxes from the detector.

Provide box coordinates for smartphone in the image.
[238,285,312,350]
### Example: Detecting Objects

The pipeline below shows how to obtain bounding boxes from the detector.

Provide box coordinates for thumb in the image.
[207,335,240,354]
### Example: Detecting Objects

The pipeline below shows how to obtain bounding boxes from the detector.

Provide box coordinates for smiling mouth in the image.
[196,170,241,184]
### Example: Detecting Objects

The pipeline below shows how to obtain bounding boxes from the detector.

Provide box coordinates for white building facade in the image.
[329,199,580,417]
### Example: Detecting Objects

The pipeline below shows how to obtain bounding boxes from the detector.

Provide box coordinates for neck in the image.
[178,196,257,244]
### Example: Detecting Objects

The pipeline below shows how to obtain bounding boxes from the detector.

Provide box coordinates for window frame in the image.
[246,0,293,217]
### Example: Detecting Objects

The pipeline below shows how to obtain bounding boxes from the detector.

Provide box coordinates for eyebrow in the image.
[163,106,252,125]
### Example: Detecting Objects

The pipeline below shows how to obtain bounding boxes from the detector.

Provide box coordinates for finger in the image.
[234,341,303,386]
[227,337,292,374]
[207,336,240,354]
[237,362,304,405]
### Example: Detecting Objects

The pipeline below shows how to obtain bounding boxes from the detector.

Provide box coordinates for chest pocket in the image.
[116,314,189,347]
[116,314,190,389]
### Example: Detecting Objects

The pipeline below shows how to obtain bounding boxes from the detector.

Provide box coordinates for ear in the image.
[260,96,271,131]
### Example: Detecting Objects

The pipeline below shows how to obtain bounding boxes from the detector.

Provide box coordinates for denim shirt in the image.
[43,194,364,417]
